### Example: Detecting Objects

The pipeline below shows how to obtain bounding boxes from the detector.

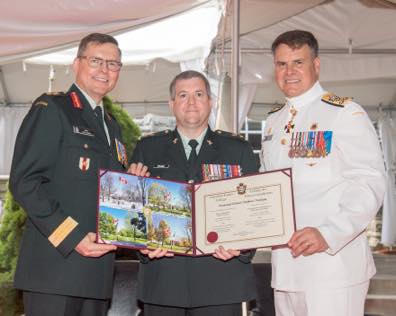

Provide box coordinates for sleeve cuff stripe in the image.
[48,216,79,247]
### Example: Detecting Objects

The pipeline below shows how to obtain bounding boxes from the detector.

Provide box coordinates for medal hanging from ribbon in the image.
[288,131,333,159]
[284,107,297,133]
[115,138,128,167]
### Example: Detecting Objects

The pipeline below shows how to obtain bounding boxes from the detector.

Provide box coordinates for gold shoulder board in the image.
[268,104,285,114]
[321,93,352,107]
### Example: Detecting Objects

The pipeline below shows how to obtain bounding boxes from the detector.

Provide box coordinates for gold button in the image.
[280,138,287,145]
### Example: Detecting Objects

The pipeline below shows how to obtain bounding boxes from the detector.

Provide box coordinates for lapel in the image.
[193,128,220,181]
[68,85,109,147]
[104,109,116,147]
[166,129,190,178]
[196,128,219,164]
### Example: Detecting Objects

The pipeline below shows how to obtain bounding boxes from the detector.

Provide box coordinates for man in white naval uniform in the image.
[260,30,386,316]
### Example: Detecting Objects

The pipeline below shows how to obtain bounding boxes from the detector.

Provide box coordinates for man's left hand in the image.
[288,227,329,257]
[128,162,150,177]
[213,246,240,261]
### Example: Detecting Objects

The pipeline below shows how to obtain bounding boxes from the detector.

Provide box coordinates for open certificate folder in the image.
[96,168,296,256]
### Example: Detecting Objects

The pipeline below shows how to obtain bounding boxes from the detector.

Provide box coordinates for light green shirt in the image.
[75,83,110,144]
[178,127,207,160]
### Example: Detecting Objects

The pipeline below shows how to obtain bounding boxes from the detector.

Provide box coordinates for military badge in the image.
[284,107,297,133]
[73,126,95,137]
[79,157,90,171]
[310,123,318,130]
[70,91,83,109]
[115,138,128,167]
[236,183,247,195]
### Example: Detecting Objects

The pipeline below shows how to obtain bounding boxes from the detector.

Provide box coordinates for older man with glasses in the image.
[9,33,126,316]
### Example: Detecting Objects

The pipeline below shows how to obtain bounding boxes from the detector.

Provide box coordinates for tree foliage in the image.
[103,96,141,158]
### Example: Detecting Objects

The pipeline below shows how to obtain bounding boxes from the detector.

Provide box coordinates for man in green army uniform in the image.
[129,70,258,316]
[9,33,127,316]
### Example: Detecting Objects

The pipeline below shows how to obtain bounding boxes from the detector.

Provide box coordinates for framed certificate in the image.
[96,168,295,256]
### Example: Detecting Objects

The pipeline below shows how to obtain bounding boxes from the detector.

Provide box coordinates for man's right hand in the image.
[75,232,117,257]
[140,248,174,259]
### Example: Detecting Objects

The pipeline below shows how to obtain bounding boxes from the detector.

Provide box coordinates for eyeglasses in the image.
[79,56,123,72]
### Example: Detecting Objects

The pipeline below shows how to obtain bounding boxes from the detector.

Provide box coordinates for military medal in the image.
[79,157,90,171]
[115,138,128,167]
[306,131,314,158]
[284,107,297,133]
[70,91,83,109]
[288,132,296,158]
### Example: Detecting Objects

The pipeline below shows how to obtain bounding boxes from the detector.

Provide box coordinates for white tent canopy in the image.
[1,0,396,176]
[0,0,212,64]
[235,0,396,121]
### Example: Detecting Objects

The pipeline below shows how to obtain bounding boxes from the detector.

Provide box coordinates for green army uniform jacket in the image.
[10,84,125,299]
[130,127,259,307]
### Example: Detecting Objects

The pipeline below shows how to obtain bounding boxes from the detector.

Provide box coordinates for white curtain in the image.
[0,106,29,175]
[378,113,396,246]
[238,84,257,127]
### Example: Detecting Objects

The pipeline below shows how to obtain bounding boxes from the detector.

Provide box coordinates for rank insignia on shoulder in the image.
[321,93,352,107]
[142,129,170,138]
[34,100,48,107]
[70,91,83,109]
[268,104,285,114]
[215,130,242,139]
[45,91,64,96]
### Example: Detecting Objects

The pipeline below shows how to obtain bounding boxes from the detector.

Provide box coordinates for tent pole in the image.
[230,0,240,133]
[0,67,10,106]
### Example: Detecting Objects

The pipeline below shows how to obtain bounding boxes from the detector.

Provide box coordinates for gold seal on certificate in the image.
[97,168,295,256]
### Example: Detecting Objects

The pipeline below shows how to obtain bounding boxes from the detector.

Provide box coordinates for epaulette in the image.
[44,91,65,97]
[140,129,171,139]
[268,104,285,114]
[33,100,48,107]
[321,93,352,107]
[215,129,245,140]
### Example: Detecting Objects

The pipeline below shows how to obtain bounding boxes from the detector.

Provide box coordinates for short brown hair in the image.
[77,33,121,59]
[271,30,318,58]
[169,70,212,100]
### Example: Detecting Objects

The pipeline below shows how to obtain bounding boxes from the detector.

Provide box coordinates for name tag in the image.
[153,164,170,169]
[73,126,95,137]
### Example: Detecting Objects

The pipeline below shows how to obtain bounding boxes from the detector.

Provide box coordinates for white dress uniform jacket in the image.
[260,81,385,291]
